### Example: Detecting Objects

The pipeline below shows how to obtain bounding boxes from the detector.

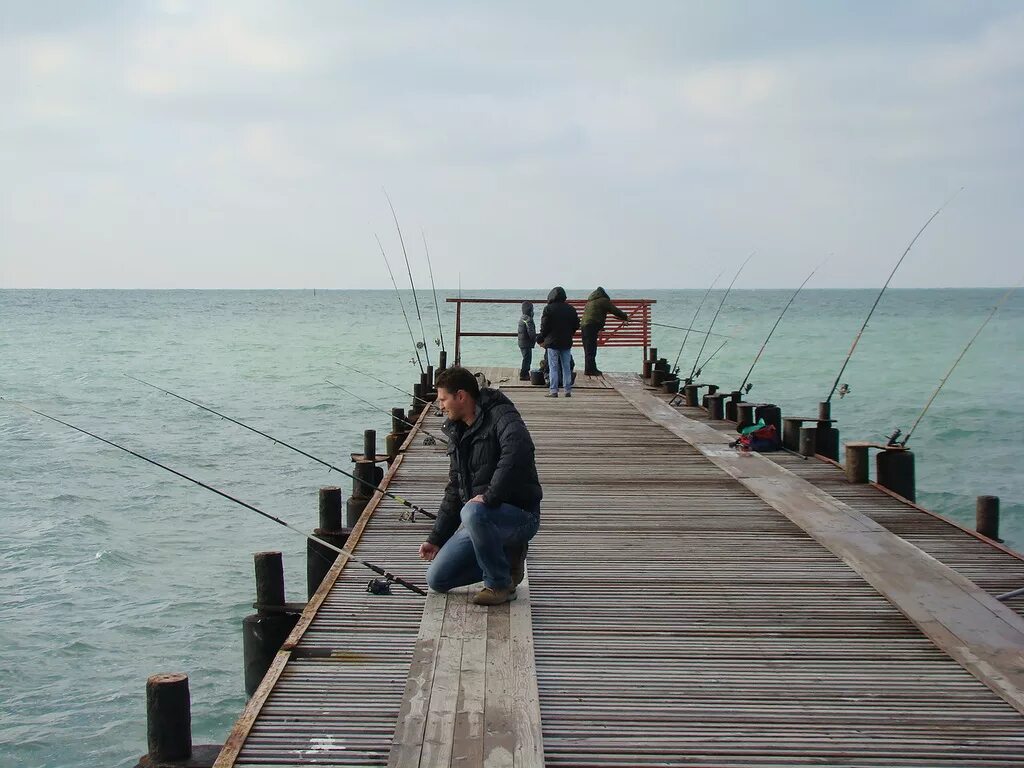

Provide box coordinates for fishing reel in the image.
[366,578,393,595]
[423,436,436,446]
[838,383,851,399]
[434,338,441,347]
[743,383,753,395]
[885,428,902,447]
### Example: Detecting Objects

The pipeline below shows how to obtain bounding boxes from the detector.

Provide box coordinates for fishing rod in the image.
[692,339,729,380]
[422,229,446,354]
[688,253,754,383]
[376,233,424,375]
[825,189,963,403]
[4,397,426,595]
[125,376,437,521]
[671,269,725,376]
[653,321,730,338]
[336,360,434,409]
[898,285,1018,446]
[324,378,449,446]
[738,258,827,393]
[383,188,431,368]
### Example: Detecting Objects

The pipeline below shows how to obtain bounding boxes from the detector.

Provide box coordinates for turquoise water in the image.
[0,288,1021,767]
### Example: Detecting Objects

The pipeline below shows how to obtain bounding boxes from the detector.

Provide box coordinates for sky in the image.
[1,1,1022,289]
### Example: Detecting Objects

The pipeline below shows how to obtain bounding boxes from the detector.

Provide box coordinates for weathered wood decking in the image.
[215,369,1024,767]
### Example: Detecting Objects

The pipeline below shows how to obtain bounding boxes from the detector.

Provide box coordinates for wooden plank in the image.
[483,603,515,768]
[419,590,468,767]
[509,577,545,767]
[451,599,487,767]
[387,591,448,768]
[608,373,1024,716]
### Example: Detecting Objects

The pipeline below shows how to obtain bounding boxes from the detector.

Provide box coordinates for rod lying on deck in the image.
[324,378,449,446]
[125,375,437,520]
[4,397,426,595]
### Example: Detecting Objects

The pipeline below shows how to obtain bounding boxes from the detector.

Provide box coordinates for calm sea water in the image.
[1,288,1021,767]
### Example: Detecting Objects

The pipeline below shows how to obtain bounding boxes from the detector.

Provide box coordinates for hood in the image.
[546,286,567,303]
[588,287,609,301]
[521,301,534,315]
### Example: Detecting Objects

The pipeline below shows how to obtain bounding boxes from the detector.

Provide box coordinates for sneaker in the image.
[545,392,558,398]
[565,392,572,398]
[473,586,517,606]
[505,542,528,586]
[519,373,530,381]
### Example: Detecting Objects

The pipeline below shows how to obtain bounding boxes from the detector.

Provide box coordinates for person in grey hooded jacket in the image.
[517,301,536,380]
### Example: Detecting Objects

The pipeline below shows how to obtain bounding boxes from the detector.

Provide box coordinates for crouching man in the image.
[419,366,542,606]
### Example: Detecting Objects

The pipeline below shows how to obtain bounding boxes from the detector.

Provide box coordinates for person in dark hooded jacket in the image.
[517,301,536,380]
[420,366,542,606]
[536,286,580,397]
[580,287,629,376]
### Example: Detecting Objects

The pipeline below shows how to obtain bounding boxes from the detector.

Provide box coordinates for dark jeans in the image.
[581,323,600,373]
[519,346,532,378]
[426,500,541,591]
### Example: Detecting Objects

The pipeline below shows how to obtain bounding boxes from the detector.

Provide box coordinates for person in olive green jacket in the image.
[580,287,629,376]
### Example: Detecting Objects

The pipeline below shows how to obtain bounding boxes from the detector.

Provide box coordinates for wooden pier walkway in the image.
[214,369,1024,768]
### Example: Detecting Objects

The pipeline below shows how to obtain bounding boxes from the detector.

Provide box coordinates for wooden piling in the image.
[845,443,870,484]
[724,391,743,422]
[307,486,350,598]
[876,448,915,502]
[437,350,447,372]
[146,673,191,761]
[242,552,300,697]
[799,426,817,457]
[682,384,699,407]
[976,495,1001,541]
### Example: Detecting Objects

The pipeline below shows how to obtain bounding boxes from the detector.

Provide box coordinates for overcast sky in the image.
[1,1,1022,289]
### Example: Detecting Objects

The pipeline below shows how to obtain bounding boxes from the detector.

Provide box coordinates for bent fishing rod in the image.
[688,253,754,383]
[5,397,426,595]
[671,269,724,376]
[897,284,1018,447]
[324,378,449,446]
[376,233,424,374]
[125,375,437,521]
[422,229,446,355]
[825,189,963,404]
[738,257,827,393]
[384,188,431,368]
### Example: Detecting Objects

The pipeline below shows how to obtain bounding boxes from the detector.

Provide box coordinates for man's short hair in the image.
[435,366,480,400]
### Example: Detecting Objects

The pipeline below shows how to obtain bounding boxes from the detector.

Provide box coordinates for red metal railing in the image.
[447,298,655,366]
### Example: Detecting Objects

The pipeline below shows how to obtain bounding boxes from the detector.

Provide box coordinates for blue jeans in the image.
[519,346,532,378]
[547,347,573,394]
[426,501,540,591]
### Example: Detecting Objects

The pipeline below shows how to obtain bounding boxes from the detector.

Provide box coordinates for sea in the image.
[1,288,1021,767]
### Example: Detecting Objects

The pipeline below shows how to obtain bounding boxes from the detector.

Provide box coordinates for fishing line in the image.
[4,397,426,595]
[688,252,754,383]
[825,188,963,403]
[738,257,827,393]
[653,321,730,338]
[422,229,446,354]
[376,233,424,374]
[125,376,436,520]
[336,361,435,409]
[383,188,431,368]
[900,283,1018,446]
[671,269,724,376]
[325,378,449,446]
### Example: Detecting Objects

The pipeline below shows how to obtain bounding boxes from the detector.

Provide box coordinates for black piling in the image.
[386,407,409,462]
[135,673,219,768]
[682,384,699,407]
[815,401,840,461]
[707,393,726,421]
[876,448,915,502]
[307,486,351,598]
[724,391,743,422]
[799,426,817,457]
[755,404,781,436]
[976,495,1001,542]
[242,552,301,697]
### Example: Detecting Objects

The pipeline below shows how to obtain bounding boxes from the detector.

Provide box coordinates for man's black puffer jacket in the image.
[428,388,542,547]
[537,286,581,350]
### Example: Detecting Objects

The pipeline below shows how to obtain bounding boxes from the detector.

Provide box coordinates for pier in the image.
[203,360,1024,767]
